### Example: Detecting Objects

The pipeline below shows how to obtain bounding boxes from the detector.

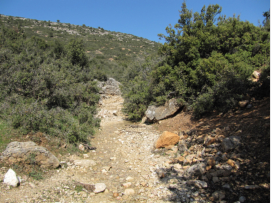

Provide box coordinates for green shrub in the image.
[122,2,270,119]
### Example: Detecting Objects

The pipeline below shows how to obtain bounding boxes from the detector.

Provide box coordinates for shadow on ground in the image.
[156,97,270,202]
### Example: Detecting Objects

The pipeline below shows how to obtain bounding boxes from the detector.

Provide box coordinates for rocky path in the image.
[1,94,269,203]
[0,95,185,202]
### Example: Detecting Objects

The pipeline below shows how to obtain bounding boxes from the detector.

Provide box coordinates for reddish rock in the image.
[155,131,180,148]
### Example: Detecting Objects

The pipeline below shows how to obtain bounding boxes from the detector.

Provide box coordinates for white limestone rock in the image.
[94,183,106,193]
[4,169,19,187]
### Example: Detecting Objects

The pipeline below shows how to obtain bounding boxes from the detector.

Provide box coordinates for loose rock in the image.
[186,163,206,178]
[124,188,135,196]
[4,169,19,187]
[155,131,180,148]
[94,183,106,193]
[221,136,241,151]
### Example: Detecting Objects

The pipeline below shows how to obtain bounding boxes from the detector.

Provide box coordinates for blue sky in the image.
[1,0,270,42]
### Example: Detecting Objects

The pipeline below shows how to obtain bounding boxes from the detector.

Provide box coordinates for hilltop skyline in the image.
[1,0,270,42]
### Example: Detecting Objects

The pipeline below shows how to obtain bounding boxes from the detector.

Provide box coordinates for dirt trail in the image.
[1,94,269,203]
[0,95,175,202]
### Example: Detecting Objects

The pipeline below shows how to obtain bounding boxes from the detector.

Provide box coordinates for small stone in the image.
[222,154,228,161]
[174,163,182,170]
[178,140,188,153]
[124,188,135,196]
[204,136,216,146]
[102,166,112,172]
[177,156,185,162]
[192,191,199,197]
[4,169,19,187]
[238,100,249,108]
[212,190,225,201]
[113,192,119,197]
[141,182,148,187]
[122,182,132,188]
[78,144,85,151]
[195,180,208,188]
[221,136,241,152]
[186,163,206,178]
[184,154,196,165]
[223,164,233,170]
[83,154,89,159]
[126,176,134,181]
[222,183,231,189]
[94,183,106,193]
[156,168,166,178]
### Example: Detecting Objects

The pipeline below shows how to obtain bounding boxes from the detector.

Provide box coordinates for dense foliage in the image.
[122,2,270,120]
[0,26,103,144]
[0,14,159,144]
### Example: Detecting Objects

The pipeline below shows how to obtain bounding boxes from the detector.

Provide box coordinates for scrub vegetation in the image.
[0,14,160,146]
[122,3,270,120]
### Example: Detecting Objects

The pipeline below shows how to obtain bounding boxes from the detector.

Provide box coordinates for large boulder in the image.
[155,131,180,148]
[145,98,182,122]
[0,141,59,168]
[96,78,121,95]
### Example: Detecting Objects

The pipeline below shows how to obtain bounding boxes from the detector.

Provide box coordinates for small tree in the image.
[66,38,88,67]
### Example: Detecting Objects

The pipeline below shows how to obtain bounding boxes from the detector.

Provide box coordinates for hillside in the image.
[0,14,161,149]
[0,14,160,82]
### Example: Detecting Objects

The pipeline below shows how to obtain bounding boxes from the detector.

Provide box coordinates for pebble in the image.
[94,183,106,193]
[124,188,135,196]
[122,182,132,188]
[126,176,134,181]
